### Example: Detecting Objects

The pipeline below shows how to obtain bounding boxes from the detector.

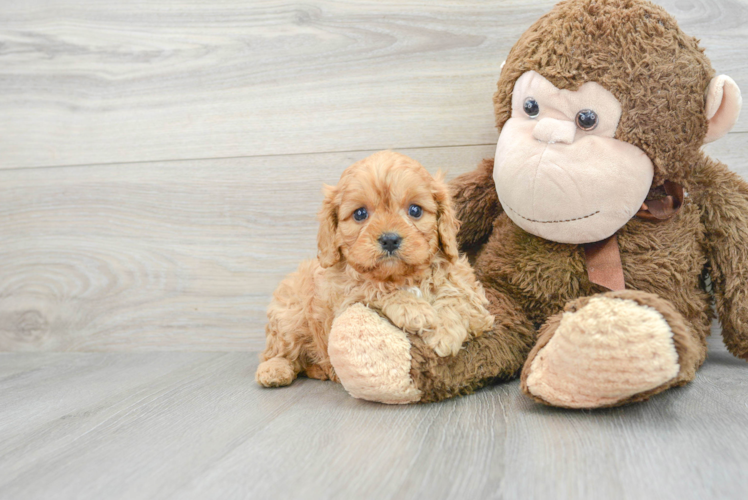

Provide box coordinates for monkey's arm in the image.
[449,158,502,254]
[408,284,535,402]
[692,157,748,360]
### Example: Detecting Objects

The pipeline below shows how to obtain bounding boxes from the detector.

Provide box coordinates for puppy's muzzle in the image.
[378,232,402,254]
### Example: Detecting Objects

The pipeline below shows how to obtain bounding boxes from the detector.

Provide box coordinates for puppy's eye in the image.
[408,204,423,219]
[523,97,539,118]
[352,207,368,222]
[576,109,598,131]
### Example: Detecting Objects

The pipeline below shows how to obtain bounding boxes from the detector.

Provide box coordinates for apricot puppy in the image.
[256,151,494,388]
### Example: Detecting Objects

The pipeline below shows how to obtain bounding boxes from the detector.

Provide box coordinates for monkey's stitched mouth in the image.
[506,205,600,224]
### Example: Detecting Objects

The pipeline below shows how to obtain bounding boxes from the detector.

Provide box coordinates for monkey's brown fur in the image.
[401,0,748,404]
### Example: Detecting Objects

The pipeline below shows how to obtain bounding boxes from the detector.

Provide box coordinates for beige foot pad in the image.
[524,296,680,408]
[328,304,422,404]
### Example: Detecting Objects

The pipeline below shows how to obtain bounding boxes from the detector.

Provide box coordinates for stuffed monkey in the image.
[327,0,746,408]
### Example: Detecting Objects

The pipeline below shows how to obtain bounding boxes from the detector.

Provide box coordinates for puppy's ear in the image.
[433,172,460,262]
[317,184,342,268]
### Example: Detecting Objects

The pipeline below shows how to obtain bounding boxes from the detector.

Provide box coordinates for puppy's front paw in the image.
[421,325,468,357]
[385,301,437,334]
[469,310,495,336]
[256,357,296,387]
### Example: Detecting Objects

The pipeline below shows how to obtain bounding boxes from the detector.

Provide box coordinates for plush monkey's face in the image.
[494,71,654,244]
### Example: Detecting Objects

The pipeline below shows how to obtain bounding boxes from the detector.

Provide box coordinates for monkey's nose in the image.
[378,233,402,254]
[532,117,577,144]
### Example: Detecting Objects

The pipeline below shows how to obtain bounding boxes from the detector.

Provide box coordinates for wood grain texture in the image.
[0,145,496,351]
[1,136,746,351]
[0,331,746,500]
[1,0,746,169]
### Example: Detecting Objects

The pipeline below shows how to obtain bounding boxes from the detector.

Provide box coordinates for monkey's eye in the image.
[408,204,423,219]
[576,109,598,131]
[523,97,540,118]
[352,207,368,222]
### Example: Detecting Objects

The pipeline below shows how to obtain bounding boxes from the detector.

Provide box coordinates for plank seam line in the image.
[0,143,502,172]
[3,129,745,171]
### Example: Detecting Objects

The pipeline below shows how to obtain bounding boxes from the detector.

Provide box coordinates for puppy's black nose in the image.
[378,233,402,254]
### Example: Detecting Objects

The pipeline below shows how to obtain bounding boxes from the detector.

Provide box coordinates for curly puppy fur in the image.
[256,151,494,388]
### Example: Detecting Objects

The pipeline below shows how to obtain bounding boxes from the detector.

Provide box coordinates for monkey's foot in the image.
[521,292,690,409]
[328,304,422,404]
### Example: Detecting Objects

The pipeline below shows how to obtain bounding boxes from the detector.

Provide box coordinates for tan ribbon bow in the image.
[583,181,684,291]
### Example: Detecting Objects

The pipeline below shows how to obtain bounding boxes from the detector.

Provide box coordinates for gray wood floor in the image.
[2,0,748,498]
[1,331,746,500]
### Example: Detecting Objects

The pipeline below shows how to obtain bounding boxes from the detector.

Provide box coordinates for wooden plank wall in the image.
[1,0,747,351]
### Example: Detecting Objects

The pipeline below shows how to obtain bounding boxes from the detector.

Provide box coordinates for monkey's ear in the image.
[317,184,341,268]
[704,75,742,144]
[433,172,460,262]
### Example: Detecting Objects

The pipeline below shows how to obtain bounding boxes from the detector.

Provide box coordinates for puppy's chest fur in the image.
[315,263,438,314]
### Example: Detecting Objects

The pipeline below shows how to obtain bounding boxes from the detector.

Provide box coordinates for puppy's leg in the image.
[304,363,339,382]
[257,260,317,388]
[256,357,297,387]
[378,290,437,335]
[422,257,495,357]
[421,307,470,358]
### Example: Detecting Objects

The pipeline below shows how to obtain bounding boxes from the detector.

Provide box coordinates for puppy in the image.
[256,151,494,388]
